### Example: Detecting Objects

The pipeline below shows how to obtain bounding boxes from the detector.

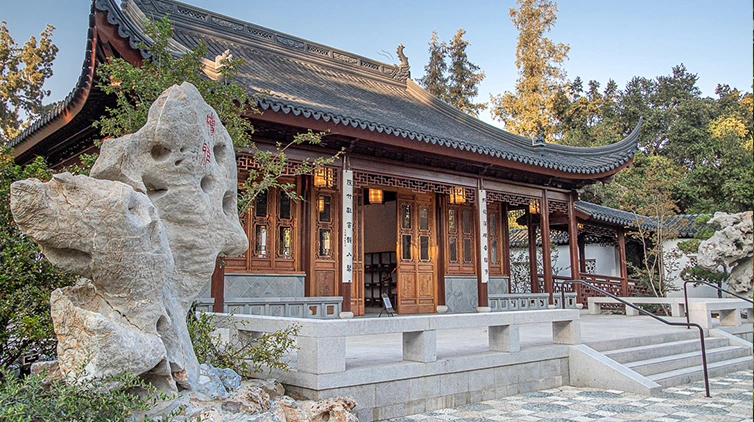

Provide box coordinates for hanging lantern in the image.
[314,168,333,188]
[449,187,466,205]
[368,189,383,204]
[528,199,541,214]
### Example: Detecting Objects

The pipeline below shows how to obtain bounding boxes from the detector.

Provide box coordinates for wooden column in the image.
[567,196,581,303]
[578,236,587,274]
[540,190,554,303]
[476,188,489,310]
[340,169,354,314]
[436,195,446,306]
[618,229,629,297]
[501,202,511,281]
[527,210,538,293]
[210,257,225,313]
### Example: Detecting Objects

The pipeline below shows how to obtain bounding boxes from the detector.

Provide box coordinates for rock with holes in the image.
[10,82,248,392]
[698,211,753,294]
[10,174,172,384]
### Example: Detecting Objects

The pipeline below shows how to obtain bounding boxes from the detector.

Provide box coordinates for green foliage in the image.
[95,16,253,151]
[187,309,299,377]
[95,16,339,206]
[490,0,569,139]
[418,29,486,117]
[0,147,76,370]
[0,367,174,421]
[0,21,58,142]
[418,30,448,101]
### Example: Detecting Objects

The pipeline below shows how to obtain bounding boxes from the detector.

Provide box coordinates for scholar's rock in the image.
[10,82,247,392]
[697,211,753,293]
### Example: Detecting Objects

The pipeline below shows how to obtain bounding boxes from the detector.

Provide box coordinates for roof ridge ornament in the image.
[389,44,410,81]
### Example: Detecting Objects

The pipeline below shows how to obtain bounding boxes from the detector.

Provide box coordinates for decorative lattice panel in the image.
[547,200,569,214]
[486,191,533,207]
[353,172,476,203]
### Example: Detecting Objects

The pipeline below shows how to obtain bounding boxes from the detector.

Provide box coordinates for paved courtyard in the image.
[387,370,753,422]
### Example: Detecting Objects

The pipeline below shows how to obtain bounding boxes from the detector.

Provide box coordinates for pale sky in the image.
[3,0,753,128]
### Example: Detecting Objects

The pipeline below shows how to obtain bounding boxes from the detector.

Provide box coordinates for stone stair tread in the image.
[604,337,726,357]
[626,345,745,368]
[586,330,699,352]
[648,356,753,382]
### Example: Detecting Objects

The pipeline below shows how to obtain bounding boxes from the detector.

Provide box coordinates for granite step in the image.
[648,356,753,388]
[626,345,751,376]
[603,337,729,364]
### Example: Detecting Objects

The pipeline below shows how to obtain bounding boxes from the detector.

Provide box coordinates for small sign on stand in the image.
[379,293,394,317]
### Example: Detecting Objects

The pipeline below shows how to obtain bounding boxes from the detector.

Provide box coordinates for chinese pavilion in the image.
[10,0,642,316]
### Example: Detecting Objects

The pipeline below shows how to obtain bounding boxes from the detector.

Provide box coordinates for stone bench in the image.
[489,293,578,312]
[223,309,581,374]
[687,298,752,330]
[587,297,686,317]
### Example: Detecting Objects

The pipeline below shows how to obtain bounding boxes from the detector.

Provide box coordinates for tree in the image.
[0,21,58,142]
[418,29,486,117]
[418,30,448,101]
[96,17,339,208]
[445,29,486,117]
[490,0,569,140]
[0,147,77,370]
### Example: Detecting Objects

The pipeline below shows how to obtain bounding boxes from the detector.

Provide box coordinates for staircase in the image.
[587,330,752,389]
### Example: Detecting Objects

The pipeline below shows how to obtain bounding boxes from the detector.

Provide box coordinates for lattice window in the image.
[585,259,596,275]
[353,172,475,203]
[486,191,532,207]
[547,200,569,214]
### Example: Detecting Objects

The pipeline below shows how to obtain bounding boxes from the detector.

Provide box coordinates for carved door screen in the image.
[350,191,364,316]
[396,192,436,314]
[309,186,339,298]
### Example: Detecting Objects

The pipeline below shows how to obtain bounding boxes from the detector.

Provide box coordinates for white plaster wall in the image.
[510,244,619,278]
[663,239,720,298]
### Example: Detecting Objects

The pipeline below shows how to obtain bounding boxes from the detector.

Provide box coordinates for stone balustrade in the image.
[220,309,581,375]
[489,293,578,312]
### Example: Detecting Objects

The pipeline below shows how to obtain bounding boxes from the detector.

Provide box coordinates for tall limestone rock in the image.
[697,211,753,294]
[10,82,248,391]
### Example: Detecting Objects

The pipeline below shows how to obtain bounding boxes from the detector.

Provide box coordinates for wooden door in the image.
[396,192,436,314]
[350,191,365,315]
[309,187,339,297]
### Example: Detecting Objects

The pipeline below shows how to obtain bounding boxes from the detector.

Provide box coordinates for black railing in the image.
[557,279,710,397]
[683,279,753,327]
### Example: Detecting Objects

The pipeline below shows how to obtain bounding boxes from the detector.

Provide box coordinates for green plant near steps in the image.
[0,367,176,421]
[187,308,299,377]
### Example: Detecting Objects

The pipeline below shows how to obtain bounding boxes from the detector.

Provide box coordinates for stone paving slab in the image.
[386,370,752,422]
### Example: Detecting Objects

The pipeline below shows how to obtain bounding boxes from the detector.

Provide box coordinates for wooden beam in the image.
[501,202,511,278]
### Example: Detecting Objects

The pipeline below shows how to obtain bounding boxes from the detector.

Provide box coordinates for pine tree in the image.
[446,29,486,117]
[418,30,448,101]
[490,0,569,140]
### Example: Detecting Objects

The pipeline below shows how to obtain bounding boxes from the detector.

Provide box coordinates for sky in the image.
[3,0,753,128]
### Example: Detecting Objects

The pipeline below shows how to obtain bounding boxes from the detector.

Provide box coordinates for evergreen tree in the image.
[418,30,448,101]
[0,21,58,142]
[490,0,569,140]
[418,29,486,117]
[446,29,486,117]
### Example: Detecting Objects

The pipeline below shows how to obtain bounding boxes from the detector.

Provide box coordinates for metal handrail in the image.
[558,279,710,397]
[683,279,753,327]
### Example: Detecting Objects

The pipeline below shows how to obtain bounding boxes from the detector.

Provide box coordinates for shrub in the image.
[0,148,77,371]
[187,307,299,376]
[0,367,174,421]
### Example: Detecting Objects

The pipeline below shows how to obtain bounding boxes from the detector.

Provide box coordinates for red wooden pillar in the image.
[211,257,225,313]
[618,229,629,297]
[501,203,511,288]
[540,191,554,303]
[567,197,581,301]
[527,210,538,293]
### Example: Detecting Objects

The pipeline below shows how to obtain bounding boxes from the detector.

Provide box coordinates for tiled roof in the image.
[575,201,708,237]
[12,0,642,178]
